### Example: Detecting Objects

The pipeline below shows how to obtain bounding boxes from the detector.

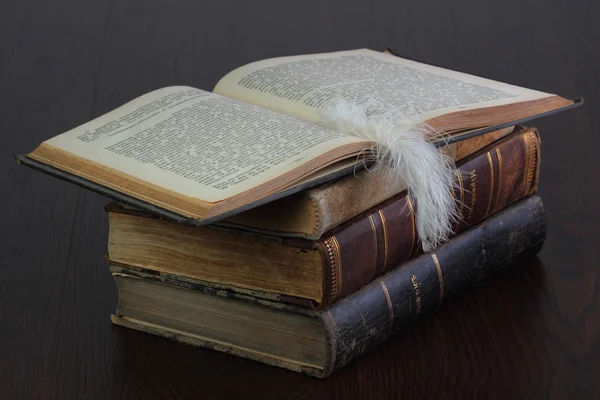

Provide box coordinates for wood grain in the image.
[1,0,599,398]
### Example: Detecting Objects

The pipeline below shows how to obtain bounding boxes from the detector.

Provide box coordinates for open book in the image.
[17,49,578,223]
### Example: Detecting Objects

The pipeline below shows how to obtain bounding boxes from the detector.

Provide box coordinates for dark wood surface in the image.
[1,0,599,398]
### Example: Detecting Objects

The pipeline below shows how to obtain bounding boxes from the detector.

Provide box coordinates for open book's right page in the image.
[214,49,560,130]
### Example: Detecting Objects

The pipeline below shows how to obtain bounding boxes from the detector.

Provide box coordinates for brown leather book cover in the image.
[301,126,541,307]
[319,195,546,377]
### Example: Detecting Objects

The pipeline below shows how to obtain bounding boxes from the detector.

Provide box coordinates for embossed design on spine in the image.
[455,170,465,230]
[324,237,342,303]
[431,254,444,307]
[378,210,388,272]
[494,148,503,212]
[308,196,321,237]
[368,214,378,280]
[331,236,343,297]
[485,152,495,218]
[379,281,394,335]
[467,169,477,223]
[523,131,539,195]
[411,274,422,316]
[406,196,417,259]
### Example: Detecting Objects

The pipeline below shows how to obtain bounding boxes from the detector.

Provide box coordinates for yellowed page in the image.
[214,49,554,125]
[43,86,365,202]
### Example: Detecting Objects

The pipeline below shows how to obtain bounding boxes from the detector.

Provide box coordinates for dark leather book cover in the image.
[319,195,546,377]
[111,195,546,377]
[298,126,543,308]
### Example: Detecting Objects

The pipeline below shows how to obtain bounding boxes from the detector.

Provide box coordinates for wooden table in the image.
[2,0,598,398]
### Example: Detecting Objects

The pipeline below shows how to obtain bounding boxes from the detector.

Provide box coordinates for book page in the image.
[214,49,554,125]
[43,87,364,202]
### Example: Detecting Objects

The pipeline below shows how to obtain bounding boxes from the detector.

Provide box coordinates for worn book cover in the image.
[111,196,547,377]
[107,127,542,309]
[217,126,515,239]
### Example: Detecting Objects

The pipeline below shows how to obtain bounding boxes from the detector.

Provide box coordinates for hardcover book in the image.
[217,126,514,239]
[16,49,578,226]
[106,127,541,308]
[111,195,547,377]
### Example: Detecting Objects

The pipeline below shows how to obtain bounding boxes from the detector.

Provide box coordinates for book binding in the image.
[320,195,546,376]
[306,127,542,308]
[111,195,546,377]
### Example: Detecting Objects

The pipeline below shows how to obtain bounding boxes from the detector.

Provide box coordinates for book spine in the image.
[316,128,541,307]
[309,126,515,239]
[319,195,546,377]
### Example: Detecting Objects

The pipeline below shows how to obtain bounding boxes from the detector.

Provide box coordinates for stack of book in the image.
[17,49,579,377]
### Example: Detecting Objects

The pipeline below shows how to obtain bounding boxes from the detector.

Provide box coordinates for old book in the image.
[218,126,515,239]
[17,49,577,226]
[110,195,547,378]
[107,127,541,309]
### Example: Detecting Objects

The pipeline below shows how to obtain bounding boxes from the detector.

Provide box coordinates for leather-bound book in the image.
[17,49,577,228]
[217,126,514,239]
[107,127,542,309]
[111,195,547,377]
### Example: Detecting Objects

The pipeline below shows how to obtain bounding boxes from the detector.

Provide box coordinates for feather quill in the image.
[320,99,460,252]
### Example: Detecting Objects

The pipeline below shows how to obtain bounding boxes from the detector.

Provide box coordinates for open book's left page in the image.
[27,86,366,217]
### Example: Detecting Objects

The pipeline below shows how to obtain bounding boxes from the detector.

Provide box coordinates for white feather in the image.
[320,99,459,252]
